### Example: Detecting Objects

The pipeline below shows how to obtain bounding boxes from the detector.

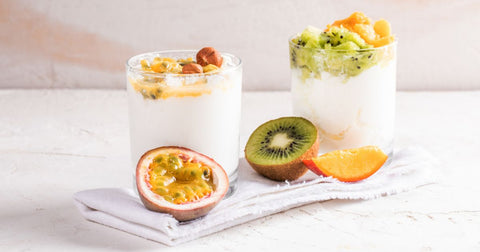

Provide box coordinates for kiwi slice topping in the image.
[290,26,382,81]
[245,117,319,181]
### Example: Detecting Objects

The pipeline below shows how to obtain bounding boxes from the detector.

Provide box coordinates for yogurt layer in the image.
[127,51,242,183]
[291,55,396,154]
[290,12,397,155]
[128,71,242,177]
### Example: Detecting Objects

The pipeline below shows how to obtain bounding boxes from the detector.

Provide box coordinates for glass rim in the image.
[126,50,242,77]
[288,34,398,52]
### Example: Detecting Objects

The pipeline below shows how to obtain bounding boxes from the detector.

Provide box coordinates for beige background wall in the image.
[1,0,479,90]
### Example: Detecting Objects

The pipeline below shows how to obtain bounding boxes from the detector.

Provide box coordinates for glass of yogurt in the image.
[126,49,242,194]
[289,12,397,156]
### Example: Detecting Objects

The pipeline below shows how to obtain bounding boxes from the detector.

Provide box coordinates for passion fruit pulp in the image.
[136,146,229,221]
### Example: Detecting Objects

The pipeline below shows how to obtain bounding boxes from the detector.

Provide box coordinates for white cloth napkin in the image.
[73,147,438,246]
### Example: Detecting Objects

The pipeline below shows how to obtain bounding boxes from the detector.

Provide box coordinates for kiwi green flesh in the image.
[245,117,317,166]
[290,26,381,80]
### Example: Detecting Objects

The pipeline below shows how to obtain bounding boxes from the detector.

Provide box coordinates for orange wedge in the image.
[302,146,388,182]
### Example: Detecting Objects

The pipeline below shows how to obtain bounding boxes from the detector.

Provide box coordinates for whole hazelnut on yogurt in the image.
[196,47,223,67]
[182,63,203,74]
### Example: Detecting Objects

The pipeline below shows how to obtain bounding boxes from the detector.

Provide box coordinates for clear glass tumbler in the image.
[126,50,242,194]
[289,39,397,156]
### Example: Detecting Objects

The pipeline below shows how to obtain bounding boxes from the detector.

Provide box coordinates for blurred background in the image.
[0,0,478,91]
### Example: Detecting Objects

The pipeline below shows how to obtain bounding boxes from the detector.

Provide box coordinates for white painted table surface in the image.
[1,89,479,251]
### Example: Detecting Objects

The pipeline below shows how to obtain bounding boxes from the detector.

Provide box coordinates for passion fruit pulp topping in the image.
[136,146,229,221]
[148,153,216,204]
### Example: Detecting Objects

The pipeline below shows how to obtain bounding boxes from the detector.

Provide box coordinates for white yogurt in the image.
[127,52,242,187]
[291,56,396,154]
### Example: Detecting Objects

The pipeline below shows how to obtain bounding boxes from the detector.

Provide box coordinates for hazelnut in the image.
[182,63,203,74]
[196,47,223,67]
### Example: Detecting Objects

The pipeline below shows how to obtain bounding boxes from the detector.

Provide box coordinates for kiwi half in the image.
[245,117,319,181]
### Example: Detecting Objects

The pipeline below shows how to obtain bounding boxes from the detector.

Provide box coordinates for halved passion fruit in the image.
[136,146,229,221]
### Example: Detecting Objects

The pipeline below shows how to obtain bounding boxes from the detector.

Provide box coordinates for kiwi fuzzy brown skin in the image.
[136,146,229,222]
[245,130,320,181]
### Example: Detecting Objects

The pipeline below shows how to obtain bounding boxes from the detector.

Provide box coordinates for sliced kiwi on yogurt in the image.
[245,117,319,181]
[290,26,379,80]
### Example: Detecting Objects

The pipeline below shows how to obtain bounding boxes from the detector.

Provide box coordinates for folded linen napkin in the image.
[74,147,438,246]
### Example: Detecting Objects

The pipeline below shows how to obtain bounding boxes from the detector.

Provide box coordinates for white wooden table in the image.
[1,90,479,251]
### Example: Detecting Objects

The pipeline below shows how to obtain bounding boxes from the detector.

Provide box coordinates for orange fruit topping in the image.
[327,11,372,31]
[326,12,395,47]
[373,19,391,37]
[303,146,388,182]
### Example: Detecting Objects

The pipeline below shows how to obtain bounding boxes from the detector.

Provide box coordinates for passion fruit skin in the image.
[136,146,229,221]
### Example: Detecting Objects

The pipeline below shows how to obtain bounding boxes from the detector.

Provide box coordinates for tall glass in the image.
[126,50,242,194]
[289,39,397,156]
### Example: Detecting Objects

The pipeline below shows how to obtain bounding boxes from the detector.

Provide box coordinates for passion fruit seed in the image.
[153,156,164,163]
[163,195,174,202]
[154,186,169,195]
[136,146,229,221]
[147,153,215,204]
[173,191,185,198]
[152,165,167,176]
[152,176,175,187]
[168,155,183,170]
[175,164,204,181]
[203,64,219,73]
[184,186,194,194]
[202,166,211,180]
[140,59,150,70]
